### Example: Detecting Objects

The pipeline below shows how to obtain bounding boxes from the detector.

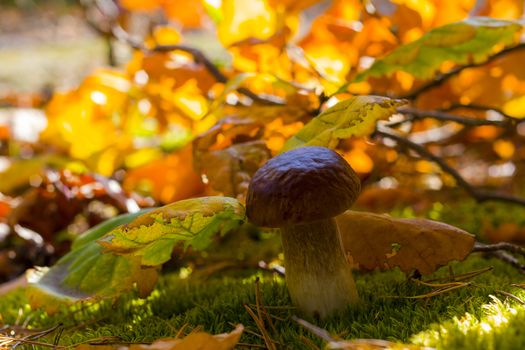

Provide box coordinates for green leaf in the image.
[26,210,158,313]
[98,196,246,266]
[355,17,523,82]
[281,96,405,152]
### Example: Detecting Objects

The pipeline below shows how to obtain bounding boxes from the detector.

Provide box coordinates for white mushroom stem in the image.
[280,218,359,319]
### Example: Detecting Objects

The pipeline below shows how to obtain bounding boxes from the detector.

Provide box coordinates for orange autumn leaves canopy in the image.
[32,0,525,206]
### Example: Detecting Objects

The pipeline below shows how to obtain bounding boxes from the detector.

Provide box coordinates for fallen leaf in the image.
[75,325,243,350]
[131,324,243,350]
[337,211,475,275]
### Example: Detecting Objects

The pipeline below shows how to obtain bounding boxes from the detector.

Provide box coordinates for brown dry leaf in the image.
[337,211,475,275]
[75,325,243,350]
[196,141,271,200]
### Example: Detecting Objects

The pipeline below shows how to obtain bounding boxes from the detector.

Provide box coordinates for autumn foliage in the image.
[2,0,525,292]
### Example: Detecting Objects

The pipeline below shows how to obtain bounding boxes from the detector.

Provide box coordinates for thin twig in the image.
[375,125,525,207]
[485,251,525,273]
[473,242,525,258]
[384,282,471,299]
[442,103,525,121]
[111,26,283,106]
[398,107,511,127]
[400,43,525,99]
[495,290,525,305]
[291,316,335,343]
[254,278,278,336]
[424,266,493,283]
[243,304,277,350]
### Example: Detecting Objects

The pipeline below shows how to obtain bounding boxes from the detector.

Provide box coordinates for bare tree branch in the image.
[400,43,525,100]
[398,107,512,127]
[111,26,284,106]
[375,125,525,207]
[442,103,525,122]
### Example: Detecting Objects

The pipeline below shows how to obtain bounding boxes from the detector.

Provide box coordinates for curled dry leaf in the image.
[337,211,475,275]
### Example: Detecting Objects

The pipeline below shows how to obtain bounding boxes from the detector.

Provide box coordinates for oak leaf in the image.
[337,211,475,275]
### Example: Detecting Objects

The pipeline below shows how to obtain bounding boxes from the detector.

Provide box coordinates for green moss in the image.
[3,254,525,349]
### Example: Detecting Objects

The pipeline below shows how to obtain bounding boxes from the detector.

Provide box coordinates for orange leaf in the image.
[337,211,475,275]
[124,146,204,204]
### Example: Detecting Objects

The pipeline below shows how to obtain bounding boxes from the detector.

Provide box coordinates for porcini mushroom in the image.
[246,146,361,318]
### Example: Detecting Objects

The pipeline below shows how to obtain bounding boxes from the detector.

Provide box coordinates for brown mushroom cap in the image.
[246,146,361,227]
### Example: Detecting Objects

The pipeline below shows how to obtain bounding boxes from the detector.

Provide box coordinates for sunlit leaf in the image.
[281,96,405,152]
[98,197,246,266]
[356,17,523,81]
[75,324,243,350]
[26,210,158,313]
[217,0,278,46]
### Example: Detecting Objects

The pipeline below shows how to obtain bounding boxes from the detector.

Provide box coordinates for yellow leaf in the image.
[217,0,277,46]
[152,25,182,46]
[502,95,525,118]
[281,96,405,152]
[75,325,244,350]
[493,139,515,159]
[130,325,244,350]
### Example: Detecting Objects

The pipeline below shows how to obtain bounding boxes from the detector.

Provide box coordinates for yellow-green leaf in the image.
[98,196,246,266]
[26,210,158,313]
[356,17,523,81]
[281,96,405,152]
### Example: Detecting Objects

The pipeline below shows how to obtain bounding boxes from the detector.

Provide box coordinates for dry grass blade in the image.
[496,290,525,305]
[410,279,465,288]
[237,342,268,349]
[0,335,66,349]
[299,335,322,350]
[424,266,493,283]
[254,278,278,336]
[385,282,471,299]
[174,323,190,339]
[292,316,336,342]
[243,304,277,350]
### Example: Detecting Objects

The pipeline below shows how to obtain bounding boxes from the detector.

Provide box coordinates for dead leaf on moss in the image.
[75,325,243,350]
[337,211,475,275]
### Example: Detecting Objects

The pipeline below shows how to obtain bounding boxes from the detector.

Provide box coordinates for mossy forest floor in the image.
[3,199,525,349]
[2,254,525,349]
